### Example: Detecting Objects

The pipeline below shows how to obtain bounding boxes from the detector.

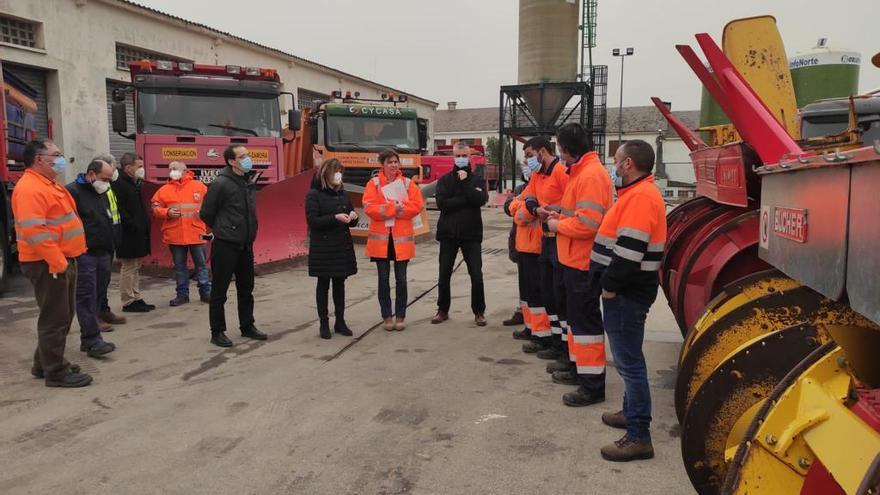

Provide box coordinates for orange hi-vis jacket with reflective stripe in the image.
[507,192,542,254]
[590,174,667,304]
[150,171,209,246]
[517,160,569,240]
[556,152,613,271]
[12,169,87,273]
[363,171,424,261]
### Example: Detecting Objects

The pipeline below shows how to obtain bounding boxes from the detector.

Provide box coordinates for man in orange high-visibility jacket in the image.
[507,165,543,343]
[151,161,211,307]
[546,123,613,408]
[12,139,92,388]
[591,140,666,462]
[518,136,570,360]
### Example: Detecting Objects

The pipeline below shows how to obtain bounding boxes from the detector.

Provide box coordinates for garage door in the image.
[3,62,49,140]
[106,81,136,159]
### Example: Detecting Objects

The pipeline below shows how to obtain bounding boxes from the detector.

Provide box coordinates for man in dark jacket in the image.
[431,142,489,326]
[113,152,154,313]
[199,144,266,348]
[66,160,117,357]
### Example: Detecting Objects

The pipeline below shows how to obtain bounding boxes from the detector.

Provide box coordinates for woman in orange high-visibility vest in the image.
[362,148,424,331]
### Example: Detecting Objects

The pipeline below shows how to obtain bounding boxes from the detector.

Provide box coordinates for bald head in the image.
[168,161,187,173]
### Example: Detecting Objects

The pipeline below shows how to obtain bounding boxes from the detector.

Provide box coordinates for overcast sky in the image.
[140,0,880,111]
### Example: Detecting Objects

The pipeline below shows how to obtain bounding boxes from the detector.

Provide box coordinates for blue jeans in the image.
[375,259,408,319]
[602,294,652,441]
[76,253,111,346]
[170,244,211,298]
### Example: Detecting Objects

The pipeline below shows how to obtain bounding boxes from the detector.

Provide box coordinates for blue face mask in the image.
[239,156,253,172]
[454,156,470,169]
[610,166,624,188]
[51,156,67,175]
[526,156,542,173]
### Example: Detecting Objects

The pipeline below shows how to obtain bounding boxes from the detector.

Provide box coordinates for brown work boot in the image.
[502,309,523,326]
[600,434,654,462]
[100,311,126,325]
[383,318,395,332]
[394,318,406,331]
[431,311,449,324]
[474,313,487,327]
[98,321,114,333]
[601,410,628,430]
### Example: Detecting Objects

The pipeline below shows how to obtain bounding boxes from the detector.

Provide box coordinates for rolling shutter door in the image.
[3,63,49,140]
[106,81,136,158]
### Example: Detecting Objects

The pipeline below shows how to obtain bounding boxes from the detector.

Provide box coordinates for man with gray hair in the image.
[432,142,489,326]
[66,159,117,357]
[93,153,126,327]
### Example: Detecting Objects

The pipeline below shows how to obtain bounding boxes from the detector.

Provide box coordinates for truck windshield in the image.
[326,116,419,151]
[138,90,281,137]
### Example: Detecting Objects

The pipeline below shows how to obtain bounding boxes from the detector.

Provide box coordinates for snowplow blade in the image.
[141,170,315,276]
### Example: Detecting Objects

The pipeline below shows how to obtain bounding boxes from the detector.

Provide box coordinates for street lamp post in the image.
[612,47,634,153]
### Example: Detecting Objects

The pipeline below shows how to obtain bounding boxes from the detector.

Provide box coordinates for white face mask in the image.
[331,171,343,185]
[169,169,183,181]
[111,168,119,182]
[92,180,111,194]
[134,167,146,180]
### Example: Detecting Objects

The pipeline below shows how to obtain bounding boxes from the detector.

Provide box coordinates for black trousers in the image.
[316,276,346,321]
[209,240,255,334]
[437,239,485,314]
[21,259,76,380]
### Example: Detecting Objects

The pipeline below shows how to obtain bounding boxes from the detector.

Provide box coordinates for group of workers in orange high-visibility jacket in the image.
[503,123,667,462]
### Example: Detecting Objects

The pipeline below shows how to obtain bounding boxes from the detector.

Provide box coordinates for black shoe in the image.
[122,300,150,313]
[522,339,551,354]
[503,310,524,326]
[80,341,116,358]
[241,326,268,341]
[45,369,93,388]
[141,300,156,311]
[552,370,579,386]
[169,295,190,307]
[536,346,563,360]
[211,332,233,347]
[32,363,81,379]
[319,318,331,340]
[512,328,532,340]
[200,293,211,304]
[546,359,574,374]
[334,319,353,337]
[563,388,606,407]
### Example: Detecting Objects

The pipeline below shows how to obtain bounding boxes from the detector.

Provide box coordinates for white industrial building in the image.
[0,0,437,181]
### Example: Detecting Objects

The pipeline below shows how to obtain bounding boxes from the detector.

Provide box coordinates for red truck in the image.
[420,144,498,198]
[1,61,41,293]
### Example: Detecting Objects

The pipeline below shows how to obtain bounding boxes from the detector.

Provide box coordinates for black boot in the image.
[319,318,331,340]
[334,319,353,337]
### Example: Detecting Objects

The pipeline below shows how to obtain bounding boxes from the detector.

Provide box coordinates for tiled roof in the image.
[107,0,437,106]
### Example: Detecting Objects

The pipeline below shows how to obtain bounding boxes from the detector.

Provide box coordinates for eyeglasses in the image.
[37,152,64,158]
[236,154,251,160]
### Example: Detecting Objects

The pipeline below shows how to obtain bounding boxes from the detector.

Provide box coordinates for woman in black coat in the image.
[305,159,359,339]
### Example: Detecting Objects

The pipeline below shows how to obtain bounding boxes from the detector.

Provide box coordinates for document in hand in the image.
[381,180,408,202]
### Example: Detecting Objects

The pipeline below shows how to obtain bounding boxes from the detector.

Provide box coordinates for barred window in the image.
[115,43,188,71]
[1,15,38,48]
[297,88,330,112]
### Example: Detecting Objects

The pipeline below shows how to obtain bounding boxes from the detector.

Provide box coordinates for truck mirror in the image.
[111,102,128,133]
[417,118,429,152]
[309,116,319,145]
[288,109,301,132]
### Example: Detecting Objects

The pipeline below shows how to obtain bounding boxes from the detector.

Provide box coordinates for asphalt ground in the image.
[0,207,692,494]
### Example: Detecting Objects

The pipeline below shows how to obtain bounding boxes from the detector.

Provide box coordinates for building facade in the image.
[434,103,700,196]
[1,0,437,181]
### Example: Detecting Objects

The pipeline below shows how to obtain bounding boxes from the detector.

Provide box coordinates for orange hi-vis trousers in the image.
[562,264,606,394]
[517,252,551,338]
